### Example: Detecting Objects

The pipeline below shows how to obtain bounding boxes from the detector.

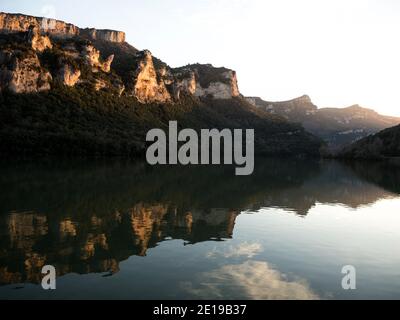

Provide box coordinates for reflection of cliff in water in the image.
[0,158,398,285]
[0,206,239,285]
[342,160,400,195]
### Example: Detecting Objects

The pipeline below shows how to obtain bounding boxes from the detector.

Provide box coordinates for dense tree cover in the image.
[0,86,323,157]
[339,124,400,159]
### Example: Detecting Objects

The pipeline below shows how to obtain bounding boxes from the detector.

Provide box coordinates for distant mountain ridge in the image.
[246,95,400,149]
[339,124,400,160]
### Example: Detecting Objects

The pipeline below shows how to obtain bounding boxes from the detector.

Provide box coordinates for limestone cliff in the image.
[0,11,245,103]
[0,49,52,93]
[57,64,81,87]
[81,44,114,73]
[194,70,240,99]
[172,64,240,100]
[0,12,125,43]
[0,12,79,38]
[26,25,52,52]
[81,28,126,43]
[132,50,171,103]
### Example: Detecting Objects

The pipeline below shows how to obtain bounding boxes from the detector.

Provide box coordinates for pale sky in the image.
[2,0,400,116]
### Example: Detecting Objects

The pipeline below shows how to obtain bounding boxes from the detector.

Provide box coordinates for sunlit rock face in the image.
[0,12,79,38]
[173,64,240,100]
[195,79,238,99]
[81,44,114,73]
[26,25,52,52]
[132,50,171,103]
[193,67,240,99]
[57,64,81,87]
[0,49,52,93]
[81,28,126,43]
[94,78,108,91]
[101,54,114,73]
[0,12,125,43]
[0,13,245,103]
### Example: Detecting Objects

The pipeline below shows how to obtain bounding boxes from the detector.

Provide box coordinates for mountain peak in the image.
[294,95,312,103]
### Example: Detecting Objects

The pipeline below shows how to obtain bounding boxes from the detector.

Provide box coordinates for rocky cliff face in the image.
[57,64,81,87]
[82,44,114,73]
[194,70,240,99]
[246,95,317,116]
[0,12,125,43]
[173,64,240,100]
[26,25,52,52]
[132,50,171,103]
[0,49,52,93]
[0,12,245,104]
[81,28,125,43]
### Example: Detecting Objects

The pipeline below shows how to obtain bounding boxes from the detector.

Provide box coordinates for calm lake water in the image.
[0,158,399,300]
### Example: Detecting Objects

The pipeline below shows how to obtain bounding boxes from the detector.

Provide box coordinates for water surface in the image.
[0,158,399,299]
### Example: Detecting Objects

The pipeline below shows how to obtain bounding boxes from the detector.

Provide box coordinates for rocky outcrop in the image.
[81,44,114,73]
[172,70,197,100]
[132,50,171,103]
[26,25,52,52]
[0,12,79,38]
[173,64,240,100]
[81,28,125,43]
[196,69,240,99]
[246,95,317,116]
[101,54,114,73]
[0,12,247,103]
[195,73,240,99]
[0,12,125,43]
[57,64,81,87]
[94,78,107,91]
[0,49,52,93]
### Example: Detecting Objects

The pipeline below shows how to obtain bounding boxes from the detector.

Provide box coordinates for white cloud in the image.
[206,242,263,259]
[181,260,319,300]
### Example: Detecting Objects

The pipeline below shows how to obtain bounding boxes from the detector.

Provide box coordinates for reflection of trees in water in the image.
[342,160,400,194]
[0,158,318,216]
[0,158,398,285]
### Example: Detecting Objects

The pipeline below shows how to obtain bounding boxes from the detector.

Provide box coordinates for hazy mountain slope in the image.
[338,124,400,159]
[246,96,400,150]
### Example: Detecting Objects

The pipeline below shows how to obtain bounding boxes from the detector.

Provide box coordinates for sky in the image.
[2,0,400,116]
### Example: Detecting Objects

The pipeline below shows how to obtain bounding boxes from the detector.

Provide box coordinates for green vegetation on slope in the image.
[339,124,400,159]
[0,86,322,157]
